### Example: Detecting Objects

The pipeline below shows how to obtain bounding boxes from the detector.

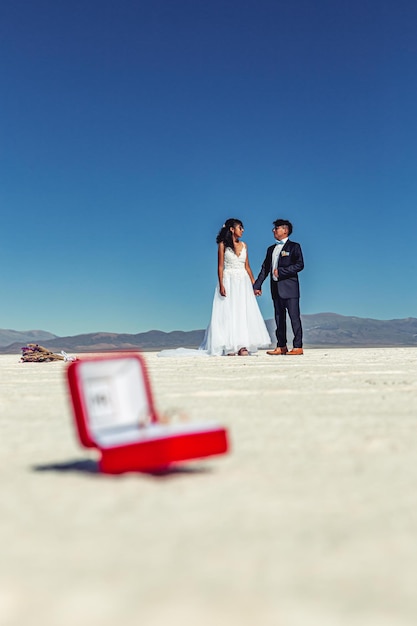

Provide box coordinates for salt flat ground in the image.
[1,348,417,626]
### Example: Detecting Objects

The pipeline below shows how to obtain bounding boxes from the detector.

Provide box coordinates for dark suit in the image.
[253,240,304,348]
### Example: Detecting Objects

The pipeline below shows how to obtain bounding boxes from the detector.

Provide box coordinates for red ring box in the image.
[66,354,229,473]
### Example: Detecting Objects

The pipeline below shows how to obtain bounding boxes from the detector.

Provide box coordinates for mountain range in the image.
[1,313,417,354]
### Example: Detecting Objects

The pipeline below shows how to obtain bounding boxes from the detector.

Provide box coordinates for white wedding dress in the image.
[158,244,271,357]
[199,244,271,355]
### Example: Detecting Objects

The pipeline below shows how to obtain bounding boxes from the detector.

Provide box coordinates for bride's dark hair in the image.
[216,218,243,250]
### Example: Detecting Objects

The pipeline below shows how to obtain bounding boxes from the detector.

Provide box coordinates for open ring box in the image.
[67,354,229,474]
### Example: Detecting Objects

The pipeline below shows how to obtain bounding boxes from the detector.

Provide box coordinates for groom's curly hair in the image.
[216,218,244,250]
[273,219,293,235]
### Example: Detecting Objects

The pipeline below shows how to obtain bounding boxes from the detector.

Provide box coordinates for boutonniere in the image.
[281,250,290,257]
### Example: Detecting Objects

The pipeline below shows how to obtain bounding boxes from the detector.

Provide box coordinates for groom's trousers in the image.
[272,286,303,349]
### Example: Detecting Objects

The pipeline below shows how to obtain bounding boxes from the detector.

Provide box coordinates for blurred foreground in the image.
[1,348,417,626]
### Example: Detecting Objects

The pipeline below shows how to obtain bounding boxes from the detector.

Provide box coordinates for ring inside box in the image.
[67,354,229,473]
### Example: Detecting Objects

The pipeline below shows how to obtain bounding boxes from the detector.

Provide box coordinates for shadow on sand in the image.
[32,458,213,478]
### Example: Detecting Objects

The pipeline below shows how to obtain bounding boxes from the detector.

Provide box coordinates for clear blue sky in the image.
[2,0,417,336]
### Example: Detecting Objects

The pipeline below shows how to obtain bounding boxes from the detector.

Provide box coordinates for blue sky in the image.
[1,0,417,336]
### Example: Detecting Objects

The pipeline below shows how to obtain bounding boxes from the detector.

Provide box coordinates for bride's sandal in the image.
[238,347,249,356]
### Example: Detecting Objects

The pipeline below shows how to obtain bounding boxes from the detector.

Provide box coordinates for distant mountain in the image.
[295,313,417,346]
[1,313,417,354]
[0,329,206,354]
[0,329,57,348]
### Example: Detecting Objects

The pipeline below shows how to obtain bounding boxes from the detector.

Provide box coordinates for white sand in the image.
[1,348,417,626]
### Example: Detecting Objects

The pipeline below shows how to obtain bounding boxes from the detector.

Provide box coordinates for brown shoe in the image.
[266,346,288,355]
[287,348,304,355]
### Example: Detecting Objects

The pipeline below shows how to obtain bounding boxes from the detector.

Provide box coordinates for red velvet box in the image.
[66,353,229,473]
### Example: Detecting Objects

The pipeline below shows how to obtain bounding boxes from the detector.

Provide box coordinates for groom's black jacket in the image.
[253,239,304,299]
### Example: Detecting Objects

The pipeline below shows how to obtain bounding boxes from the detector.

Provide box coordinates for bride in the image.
[159,218,271,357]
[200,218,271,356]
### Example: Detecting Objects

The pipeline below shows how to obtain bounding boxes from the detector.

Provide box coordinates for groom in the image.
[253,219,304,355]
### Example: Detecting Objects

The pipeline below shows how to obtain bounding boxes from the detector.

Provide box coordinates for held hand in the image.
[254,289,262,296]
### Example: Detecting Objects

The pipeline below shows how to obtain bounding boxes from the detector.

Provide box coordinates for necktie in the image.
[272,242,283,280]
